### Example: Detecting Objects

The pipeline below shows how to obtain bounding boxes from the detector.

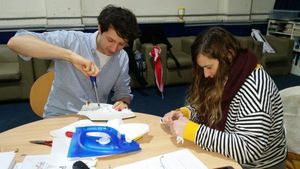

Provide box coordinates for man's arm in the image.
[7,35,99,77]
[7,35,72,61]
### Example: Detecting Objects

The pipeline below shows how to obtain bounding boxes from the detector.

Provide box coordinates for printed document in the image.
[114,149,208,169]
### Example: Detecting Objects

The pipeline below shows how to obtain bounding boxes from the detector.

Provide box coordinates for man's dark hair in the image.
[97,5,140,42]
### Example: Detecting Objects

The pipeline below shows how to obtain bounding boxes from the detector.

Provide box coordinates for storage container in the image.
[291,54,300,76]
[270,10,300,20]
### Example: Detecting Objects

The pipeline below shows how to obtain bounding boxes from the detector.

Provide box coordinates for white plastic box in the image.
[291,54,300,76]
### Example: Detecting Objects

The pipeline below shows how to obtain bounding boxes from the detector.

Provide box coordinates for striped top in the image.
[182,66,287,168]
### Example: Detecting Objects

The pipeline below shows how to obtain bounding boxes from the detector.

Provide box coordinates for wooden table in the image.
[0,113,241,169]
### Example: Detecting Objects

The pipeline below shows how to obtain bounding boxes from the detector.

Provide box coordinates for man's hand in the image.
[113,101,128,111]
[70,52,100,77]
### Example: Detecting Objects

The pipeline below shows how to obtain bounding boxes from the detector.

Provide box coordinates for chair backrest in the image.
[279,86,300,169]
[29,71,54,117]
[279,86,300,153]
[0,44,19,62]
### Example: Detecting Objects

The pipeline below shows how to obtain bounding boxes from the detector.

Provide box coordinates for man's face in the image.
[97,26,128,56]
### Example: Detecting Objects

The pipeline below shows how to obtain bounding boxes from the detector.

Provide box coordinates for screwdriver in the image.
[90,76,100,107]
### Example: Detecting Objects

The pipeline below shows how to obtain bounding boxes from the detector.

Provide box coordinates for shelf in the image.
[294,49,300,52]
[268,19,300,39]
[267,19,300,53]
[268,31,291,36]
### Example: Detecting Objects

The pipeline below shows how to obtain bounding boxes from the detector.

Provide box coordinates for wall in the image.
[0,0,276,43]
[0,0,275,27]
[0,0,46,27]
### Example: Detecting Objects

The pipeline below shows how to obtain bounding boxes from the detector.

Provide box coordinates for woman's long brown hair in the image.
[187,27,241,127]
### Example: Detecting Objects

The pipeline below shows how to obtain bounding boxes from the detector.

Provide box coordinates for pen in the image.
[90,76,100,107]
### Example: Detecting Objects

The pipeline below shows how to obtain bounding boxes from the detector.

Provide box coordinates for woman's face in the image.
[196,54,219,78]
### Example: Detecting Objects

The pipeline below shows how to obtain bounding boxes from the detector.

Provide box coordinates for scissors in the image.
[30,140,52,147]
[30,131,73,147]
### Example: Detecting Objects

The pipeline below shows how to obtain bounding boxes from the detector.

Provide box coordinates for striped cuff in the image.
[183,121,200,142]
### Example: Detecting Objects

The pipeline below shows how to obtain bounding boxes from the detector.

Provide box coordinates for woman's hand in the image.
[171,116,189,137]
[162,110,189,141]
[162,110,184,126]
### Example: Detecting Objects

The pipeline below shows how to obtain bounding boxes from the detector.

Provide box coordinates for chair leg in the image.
[286,152,300,169]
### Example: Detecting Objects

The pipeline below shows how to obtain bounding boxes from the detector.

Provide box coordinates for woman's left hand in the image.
[170,116,189,137]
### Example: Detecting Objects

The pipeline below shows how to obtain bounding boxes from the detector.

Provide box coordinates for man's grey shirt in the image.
[15,30,132,117]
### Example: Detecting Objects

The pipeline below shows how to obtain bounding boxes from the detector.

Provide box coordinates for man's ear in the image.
[98,25,102,34]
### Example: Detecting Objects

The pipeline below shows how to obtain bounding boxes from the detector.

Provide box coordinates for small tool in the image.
[90,76,100,107]
[30,140,52,147]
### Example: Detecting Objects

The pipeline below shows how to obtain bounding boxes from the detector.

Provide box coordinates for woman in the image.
[162,27,287,169]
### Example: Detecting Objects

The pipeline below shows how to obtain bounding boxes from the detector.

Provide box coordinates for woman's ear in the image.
[227,49,235,64]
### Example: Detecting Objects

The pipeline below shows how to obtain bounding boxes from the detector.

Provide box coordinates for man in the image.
[7,5,140,118]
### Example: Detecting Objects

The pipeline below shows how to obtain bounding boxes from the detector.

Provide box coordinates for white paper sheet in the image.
[78,103,136,121]
[0,151,16,169]
[48,137,96,169]
[19,155,49,169]
[114,149,208,169]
